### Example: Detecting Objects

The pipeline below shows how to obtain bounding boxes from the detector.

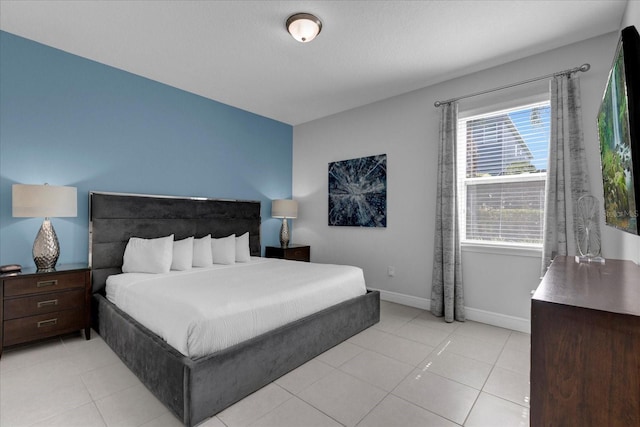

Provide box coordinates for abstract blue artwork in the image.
[328,154,387,227]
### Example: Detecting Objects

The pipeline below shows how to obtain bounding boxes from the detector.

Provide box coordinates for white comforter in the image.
[106,258,366,358]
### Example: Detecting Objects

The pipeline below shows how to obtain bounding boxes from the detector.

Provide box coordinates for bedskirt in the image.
[92,289,380,426]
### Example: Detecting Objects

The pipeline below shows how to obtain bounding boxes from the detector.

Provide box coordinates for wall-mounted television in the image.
[598,25,640,235]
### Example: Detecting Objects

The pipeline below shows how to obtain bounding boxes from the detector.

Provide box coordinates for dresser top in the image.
[533,256,640,316]
[1,263,89,279]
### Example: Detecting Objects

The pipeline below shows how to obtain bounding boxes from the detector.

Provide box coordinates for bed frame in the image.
[89,192,380,427]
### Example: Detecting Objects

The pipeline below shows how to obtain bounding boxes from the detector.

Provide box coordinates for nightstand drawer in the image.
[4,289,85,320]
[265,245,311,262]
[286,247,310,261]
[3,308,85,346]
[3,271,86,297]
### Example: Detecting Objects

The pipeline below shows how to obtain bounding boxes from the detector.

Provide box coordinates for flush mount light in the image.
[286,13,322,43]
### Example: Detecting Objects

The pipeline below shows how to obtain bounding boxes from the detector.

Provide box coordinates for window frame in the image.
[457,98,550,253]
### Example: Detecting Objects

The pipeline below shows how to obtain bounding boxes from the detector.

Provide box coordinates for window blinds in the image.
[457,101,551,245]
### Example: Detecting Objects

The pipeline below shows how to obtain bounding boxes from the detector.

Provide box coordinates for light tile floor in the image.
[0,301,530,426]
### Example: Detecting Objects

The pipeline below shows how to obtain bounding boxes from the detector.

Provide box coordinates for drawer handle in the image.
[37,318,58,328]
[37,279,58,288]
[37,299,59,308]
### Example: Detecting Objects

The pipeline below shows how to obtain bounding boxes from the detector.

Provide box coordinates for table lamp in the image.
[272,199,298,248]
[12,183,78,271]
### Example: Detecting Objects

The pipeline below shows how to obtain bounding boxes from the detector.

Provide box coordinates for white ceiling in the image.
[0,0,628,125]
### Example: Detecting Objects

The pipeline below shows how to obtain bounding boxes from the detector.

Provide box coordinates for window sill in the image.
[461,241,542,258]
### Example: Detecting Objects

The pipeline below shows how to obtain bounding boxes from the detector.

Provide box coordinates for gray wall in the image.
[293,27,640,332]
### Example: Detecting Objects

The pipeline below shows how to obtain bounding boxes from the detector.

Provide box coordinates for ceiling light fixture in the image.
[286,13,322,43]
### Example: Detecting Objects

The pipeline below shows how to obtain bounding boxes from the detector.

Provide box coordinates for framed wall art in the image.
[328,154,387,227]
[598,25,640,235]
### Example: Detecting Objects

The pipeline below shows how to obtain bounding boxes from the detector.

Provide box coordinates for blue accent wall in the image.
[0,31,293,267]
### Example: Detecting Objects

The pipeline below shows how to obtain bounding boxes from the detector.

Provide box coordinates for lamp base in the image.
[33,218,60,271]
[279,218,290,248]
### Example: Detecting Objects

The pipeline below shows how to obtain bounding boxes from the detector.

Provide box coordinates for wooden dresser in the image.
[531,256,640,426]
[1,264,91,356]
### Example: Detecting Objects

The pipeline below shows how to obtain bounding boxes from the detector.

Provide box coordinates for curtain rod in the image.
[433,63,590,107]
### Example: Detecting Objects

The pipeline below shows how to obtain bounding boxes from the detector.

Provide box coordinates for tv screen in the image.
[598,25,640,235]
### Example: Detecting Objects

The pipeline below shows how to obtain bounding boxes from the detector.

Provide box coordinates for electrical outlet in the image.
[387,266,395,277]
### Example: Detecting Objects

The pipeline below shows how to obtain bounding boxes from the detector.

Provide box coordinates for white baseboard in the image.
[370,288,430,310]
[464,307,531,334]
[369,287,531,334]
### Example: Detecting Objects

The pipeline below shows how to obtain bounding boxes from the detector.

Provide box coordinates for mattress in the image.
[106,257,367,358]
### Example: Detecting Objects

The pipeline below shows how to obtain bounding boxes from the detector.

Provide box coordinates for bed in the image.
[89,192,380,427]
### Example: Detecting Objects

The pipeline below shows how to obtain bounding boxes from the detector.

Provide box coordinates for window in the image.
[457,100,551,247]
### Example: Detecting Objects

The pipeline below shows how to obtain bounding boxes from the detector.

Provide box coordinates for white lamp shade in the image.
[12,184,78,218]
[272,199,298,219]
[286,13,322,43]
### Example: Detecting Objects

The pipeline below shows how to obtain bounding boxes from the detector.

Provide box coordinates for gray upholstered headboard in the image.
[89,192,261,293]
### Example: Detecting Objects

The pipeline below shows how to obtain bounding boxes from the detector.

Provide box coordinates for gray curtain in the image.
[541,75,597,274]
[431,102,465,323]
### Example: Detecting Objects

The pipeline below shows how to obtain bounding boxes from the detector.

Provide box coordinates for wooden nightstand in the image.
[1,264,91,356]
[265,245,311,262]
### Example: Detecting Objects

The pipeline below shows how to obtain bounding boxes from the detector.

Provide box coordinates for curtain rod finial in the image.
[580,63,591,72]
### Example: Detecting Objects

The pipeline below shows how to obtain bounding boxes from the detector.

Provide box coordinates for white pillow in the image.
[235,232,251,262]
[122,234,174,274]
[193,235,213,267]
[212,234,236,265]
[171,237,194,271]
